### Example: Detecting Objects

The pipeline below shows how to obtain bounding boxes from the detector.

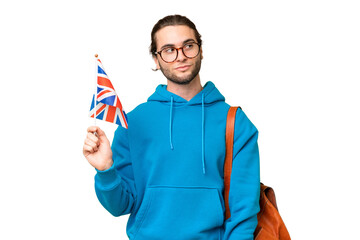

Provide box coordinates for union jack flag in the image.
[89,58,128,128]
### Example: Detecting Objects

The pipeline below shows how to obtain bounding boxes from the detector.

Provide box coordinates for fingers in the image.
[83,143,96,155]
[86,131,99,144]
[83,127,113,170]
[85,136,99,150]
[83,129,100,155]
[87,126,99,137]
[87,126,106,137]
[86,126,110,148]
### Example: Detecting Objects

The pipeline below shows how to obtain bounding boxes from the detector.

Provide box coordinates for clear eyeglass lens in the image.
[162,48,177,62]
[183,43,198,57]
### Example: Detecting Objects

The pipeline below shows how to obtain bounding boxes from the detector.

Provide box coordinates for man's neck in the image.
[166,76,203,101]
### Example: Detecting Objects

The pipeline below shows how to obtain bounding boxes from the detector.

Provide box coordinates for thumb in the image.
[96,127,107,138]
[95,128,111,147]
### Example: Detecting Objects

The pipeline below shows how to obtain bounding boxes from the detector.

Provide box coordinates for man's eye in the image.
[184,44,194,49]
[164,48,175,54]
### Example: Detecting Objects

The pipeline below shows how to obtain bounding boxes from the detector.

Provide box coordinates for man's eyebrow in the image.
[159,43,175,50]
[159,39,196,50]
[182,39,196,44]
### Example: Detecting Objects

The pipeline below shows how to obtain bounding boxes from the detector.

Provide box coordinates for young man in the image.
[83,15,260,240]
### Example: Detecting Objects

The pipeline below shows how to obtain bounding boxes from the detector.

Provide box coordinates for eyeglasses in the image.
[155,42,201,63]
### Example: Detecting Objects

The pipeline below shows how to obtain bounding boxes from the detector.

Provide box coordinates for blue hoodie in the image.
[94,81,260,240]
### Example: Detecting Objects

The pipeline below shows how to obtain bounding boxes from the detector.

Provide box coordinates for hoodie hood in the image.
[147,81,225,175]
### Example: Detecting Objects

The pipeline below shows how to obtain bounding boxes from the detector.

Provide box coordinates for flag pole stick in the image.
[94,54,98,127]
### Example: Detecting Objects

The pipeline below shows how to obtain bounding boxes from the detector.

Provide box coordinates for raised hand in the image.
[83,126,113,171]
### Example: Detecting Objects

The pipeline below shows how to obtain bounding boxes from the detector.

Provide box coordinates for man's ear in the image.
[200,48,203,60]
[153,55,160,70]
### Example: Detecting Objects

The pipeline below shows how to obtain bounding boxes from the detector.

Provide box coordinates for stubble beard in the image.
[159,58,202,85]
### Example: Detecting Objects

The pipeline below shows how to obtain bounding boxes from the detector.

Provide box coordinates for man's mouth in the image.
[175,65,191,71]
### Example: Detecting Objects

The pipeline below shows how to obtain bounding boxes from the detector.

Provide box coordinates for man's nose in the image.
[176,49,187,62]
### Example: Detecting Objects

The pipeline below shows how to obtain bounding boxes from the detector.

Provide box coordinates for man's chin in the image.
[167,77,194,85]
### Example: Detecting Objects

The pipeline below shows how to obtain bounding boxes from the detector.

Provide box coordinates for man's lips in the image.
[175,65,191,71]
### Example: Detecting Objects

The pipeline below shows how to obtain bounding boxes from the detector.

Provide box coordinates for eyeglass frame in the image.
[154,42,201,63]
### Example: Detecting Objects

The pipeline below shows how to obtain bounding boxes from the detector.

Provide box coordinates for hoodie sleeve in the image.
[223,109,260,240]
[94,126,136,217]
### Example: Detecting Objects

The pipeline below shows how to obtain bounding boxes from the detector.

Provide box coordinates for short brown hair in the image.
[149,15,202,57]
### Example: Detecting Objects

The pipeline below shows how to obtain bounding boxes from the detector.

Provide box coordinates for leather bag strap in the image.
[224,106,240,220]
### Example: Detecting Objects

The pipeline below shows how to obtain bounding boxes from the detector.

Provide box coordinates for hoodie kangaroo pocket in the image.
[133,186,224,240]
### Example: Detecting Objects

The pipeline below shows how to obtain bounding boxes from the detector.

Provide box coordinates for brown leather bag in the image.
[224,106,291,240]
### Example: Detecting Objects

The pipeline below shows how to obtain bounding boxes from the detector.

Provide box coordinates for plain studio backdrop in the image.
[1,0,359,239]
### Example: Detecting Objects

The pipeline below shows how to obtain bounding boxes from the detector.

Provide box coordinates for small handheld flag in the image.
[89,55,128,128]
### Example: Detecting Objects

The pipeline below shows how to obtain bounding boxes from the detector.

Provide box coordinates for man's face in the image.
[154,25,202,85]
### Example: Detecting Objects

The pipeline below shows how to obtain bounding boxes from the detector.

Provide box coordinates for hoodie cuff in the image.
[95,163,120,190]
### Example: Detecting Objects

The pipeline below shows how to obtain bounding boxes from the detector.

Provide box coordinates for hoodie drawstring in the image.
[169,96,174,150]
[168,94,206,175]
[201,93,206,175]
